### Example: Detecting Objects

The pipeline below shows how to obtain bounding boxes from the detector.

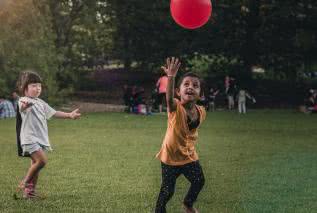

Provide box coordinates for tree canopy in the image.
[1,0,316,98]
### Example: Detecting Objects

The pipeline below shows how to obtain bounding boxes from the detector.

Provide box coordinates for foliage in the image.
[0,0,59,102]
[1,0,317,98]
[186,53,243,78]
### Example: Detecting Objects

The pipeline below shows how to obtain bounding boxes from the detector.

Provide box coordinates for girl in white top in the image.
[237,89,256,114]
[15,71,81,199]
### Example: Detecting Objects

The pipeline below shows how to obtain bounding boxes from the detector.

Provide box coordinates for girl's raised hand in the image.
[161,57,181,77]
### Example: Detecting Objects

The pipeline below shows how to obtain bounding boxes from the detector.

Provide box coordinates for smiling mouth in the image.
[185,93,194,96]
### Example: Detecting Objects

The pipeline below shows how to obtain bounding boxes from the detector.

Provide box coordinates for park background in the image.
[1,0,317,107]
[0,1,317,213]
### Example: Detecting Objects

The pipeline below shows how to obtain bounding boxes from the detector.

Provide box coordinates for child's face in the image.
[25,83,42,98]
[177,76,201,103]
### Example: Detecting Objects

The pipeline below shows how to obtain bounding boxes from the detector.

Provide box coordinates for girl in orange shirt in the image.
[155,57,206,213]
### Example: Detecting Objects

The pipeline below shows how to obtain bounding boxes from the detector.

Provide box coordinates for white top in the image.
[238,90,249,102]
[18,97,56,147]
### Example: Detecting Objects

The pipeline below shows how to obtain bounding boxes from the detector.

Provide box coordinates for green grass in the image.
[0,110,316,213]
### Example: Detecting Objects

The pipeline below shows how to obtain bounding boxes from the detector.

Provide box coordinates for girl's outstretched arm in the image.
[161,57,181,113]
[54,109,81,119]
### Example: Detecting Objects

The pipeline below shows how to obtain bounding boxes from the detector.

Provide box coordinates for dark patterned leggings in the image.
[155,161,205,213]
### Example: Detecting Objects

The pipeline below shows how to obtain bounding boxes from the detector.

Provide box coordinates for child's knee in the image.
[37,158,47,168]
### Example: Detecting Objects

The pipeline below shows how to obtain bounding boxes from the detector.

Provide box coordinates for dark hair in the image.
[176,72,201,88]
[16,70,42,95]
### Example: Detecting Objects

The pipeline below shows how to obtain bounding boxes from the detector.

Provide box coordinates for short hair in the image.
[16,70,42,95]
[176,72,201,88]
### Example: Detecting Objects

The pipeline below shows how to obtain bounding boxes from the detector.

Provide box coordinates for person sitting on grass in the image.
[0,97,16,118]
[15,70,81,199]
[306,92,317,113]
[155,57,206,213]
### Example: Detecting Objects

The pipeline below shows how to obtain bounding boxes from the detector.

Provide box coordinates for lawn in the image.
[0,110,316,213]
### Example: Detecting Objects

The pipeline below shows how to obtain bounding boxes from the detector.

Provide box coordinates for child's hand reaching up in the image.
[161,57,181,77]
[160,57,181,112]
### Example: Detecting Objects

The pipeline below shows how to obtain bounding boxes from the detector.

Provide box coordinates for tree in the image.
[0,0,59,102]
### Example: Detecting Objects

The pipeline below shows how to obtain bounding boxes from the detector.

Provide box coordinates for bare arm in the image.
[246,92,256,103]
[156,79,160,88]
[245,91,253,99]
[166,75,176,112]
[54,109,81,119]
[161,57,181,112]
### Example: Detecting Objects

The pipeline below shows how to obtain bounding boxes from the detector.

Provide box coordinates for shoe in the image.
[23,183,34,199]
[22,190,47,200]
[182,203,198,213]
[24,185,46,200]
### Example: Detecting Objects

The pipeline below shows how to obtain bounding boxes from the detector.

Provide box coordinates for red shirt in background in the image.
[156,76,168,94]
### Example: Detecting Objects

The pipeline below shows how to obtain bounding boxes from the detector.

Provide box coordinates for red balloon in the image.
[170,0,212,29]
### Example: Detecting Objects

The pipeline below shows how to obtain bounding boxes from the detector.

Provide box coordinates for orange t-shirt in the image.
[156,99,206,166]
[156,76,168,94]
